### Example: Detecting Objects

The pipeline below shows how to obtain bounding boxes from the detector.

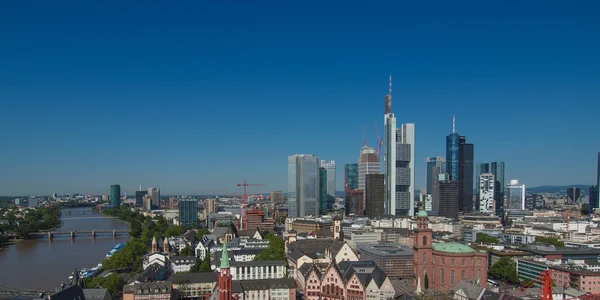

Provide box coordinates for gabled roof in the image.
[452,281,484,300]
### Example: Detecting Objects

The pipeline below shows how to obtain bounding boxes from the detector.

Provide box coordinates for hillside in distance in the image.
[527,185,592,194]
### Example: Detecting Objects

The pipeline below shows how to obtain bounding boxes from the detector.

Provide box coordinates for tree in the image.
[87,273,125,300]
[180,246,194,256]
[130,220,142,238]
[190,250,211,273]
[253,233,285,261]
[475,233,500,245]
[581,203,590,215]
[424,273,429,289]
[489,257,520,284]
[164,225,184,237]
[535,236,565,247]
[196,228,209,241]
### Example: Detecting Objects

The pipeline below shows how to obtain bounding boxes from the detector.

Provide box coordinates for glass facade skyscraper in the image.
[394,124,415,216]
[320,160,336,199]
[179,198,198,228]
[288,154,320,217]
[319,167,328,213]
[459,136,474,213]
[446,133,460,181]
[358,146,380,191]
[491,161,505,216]
[110,184,121,208]
[426,157,445,194]
[345,163,359,190]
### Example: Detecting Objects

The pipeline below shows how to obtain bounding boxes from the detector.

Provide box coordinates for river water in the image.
[0,207,130,290]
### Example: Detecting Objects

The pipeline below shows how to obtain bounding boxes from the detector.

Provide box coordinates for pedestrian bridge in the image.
[30,229,130,239]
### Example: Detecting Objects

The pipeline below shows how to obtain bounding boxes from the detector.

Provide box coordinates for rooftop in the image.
[432,242,476,253]
[357,243,413,257]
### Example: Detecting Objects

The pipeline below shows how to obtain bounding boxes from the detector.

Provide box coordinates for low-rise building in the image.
[123,281,172,300]
[357,243,413,279]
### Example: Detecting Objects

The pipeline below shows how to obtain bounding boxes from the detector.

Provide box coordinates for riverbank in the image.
[0,238,24,251]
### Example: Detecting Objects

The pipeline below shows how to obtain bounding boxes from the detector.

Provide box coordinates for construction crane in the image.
[236,180,266,230]
[374,121,383,156]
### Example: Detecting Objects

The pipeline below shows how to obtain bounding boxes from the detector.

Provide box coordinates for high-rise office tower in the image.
[426,157,445,194]
[345,163,359,190]
[446,117,460,181]
[475,163,490,211]
[345,190,364,216]
[566,187,582,204]
[271,190,284,205]
[593,153,600,212]
[288,154,320,217]
[110,184,121,208]
[394,124,415,216]
[590,186,598,214]
[490,161,505,216]
[179,198,198,227]
[148,187,160,209]
[506,179,526,210]
[431,168,448,213]
[135,190,148,207]
[438,181,460,219]
[321,160,336,200]
[358,146,380,191]
[478,173,495,213]
[319,167,328,213]
[205,199,216,214]
[384,76,397,216]
[459,136,474,213]
[365,174,385,218]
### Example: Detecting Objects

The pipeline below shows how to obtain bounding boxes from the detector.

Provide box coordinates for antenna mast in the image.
[452,116,456,133]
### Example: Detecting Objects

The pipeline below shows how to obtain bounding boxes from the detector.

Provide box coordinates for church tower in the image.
[413,210,432,286]
[152,236,158,253]
[163,237,169,253]
[218,243,232,300]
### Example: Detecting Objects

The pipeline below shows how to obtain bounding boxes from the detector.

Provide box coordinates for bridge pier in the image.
[91,231,96,238]
[113,230,116,237]
[70,231,75,239]
[48,232,53,240]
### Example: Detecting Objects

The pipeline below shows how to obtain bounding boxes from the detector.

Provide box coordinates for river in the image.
[0,207,130,290]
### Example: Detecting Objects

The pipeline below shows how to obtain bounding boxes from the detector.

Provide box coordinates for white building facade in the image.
[478,173,495,213]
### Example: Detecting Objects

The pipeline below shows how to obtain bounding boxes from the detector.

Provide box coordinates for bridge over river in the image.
[30,229,130,239]
[0,283,54,297]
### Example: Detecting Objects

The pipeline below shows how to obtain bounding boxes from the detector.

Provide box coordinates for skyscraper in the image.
[475,163,490,211]
[431,168,447,213]
[459,136,474,213]
[506,180,526,210]
[179,198,198,227]
[321,160,336,200]
[478,173,495,213]
[490,161,505,216]
[148,187,160,209]
[110,184,121,208]
[566,187,582,204]
[426,157,445,194]
[384,76,396,216]
[288,154,320,217]
[365,173,385,218]
[394,124,415,216]
[593,153,600,212]
[319,167,328,213]
[135,190,148,207]
[271,190,284,205]
[446,117,460,181]
[345,163,359,190]
[358,146,380,191]
[438,181,460,219]
[345,190,364,216]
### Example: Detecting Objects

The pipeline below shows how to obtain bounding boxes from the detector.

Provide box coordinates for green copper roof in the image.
[432,242,476,253]
[417,210,428,217]
[220,243,230,269]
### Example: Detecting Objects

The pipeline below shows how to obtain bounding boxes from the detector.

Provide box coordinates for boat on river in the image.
[105,243,125,258]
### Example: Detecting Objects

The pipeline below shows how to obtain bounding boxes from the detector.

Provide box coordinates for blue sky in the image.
[0,1,599,196]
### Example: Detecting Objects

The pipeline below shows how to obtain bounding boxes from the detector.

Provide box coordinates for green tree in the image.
[195,228,209,241]
[253,233,285,261]
[489,258,520,284]
[86,273,125,300]
[190,250,211,272]
[130,220,142,238]
[475,233,500,245]
[424,273,429,289]
[164,225,184,237]
[581,203,590,215]
[180,246,194,256]
[535,236,565,247]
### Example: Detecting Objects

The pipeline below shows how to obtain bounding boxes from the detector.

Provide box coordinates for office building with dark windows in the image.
[319,167,328,213]
[110,184,121,208]
[344,163,359,190]
[365,173,385,218]
[179,198,198,228]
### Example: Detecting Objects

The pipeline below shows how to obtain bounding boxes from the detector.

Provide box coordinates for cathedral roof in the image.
[432,242,475,253]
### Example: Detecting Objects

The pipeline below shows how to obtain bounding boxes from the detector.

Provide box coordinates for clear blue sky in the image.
[1,1,599,196]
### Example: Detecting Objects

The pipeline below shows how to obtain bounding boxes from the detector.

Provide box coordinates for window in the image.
[462,270,465,279]
[441,258,445,264]
[462,259,465,266]
[478,258,482,266]
[451,270,455,285]
[478,270,481,279]
[441,269,445,284]
[451,259,455,266]
[424,252,427,263]
[423,235,427,246]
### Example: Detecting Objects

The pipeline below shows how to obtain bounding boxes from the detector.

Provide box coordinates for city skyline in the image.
[1,2,599,195]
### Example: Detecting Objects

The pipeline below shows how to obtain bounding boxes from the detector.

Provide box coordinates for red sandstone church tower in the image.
[218,243,232,300]
[413,210,433,286]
